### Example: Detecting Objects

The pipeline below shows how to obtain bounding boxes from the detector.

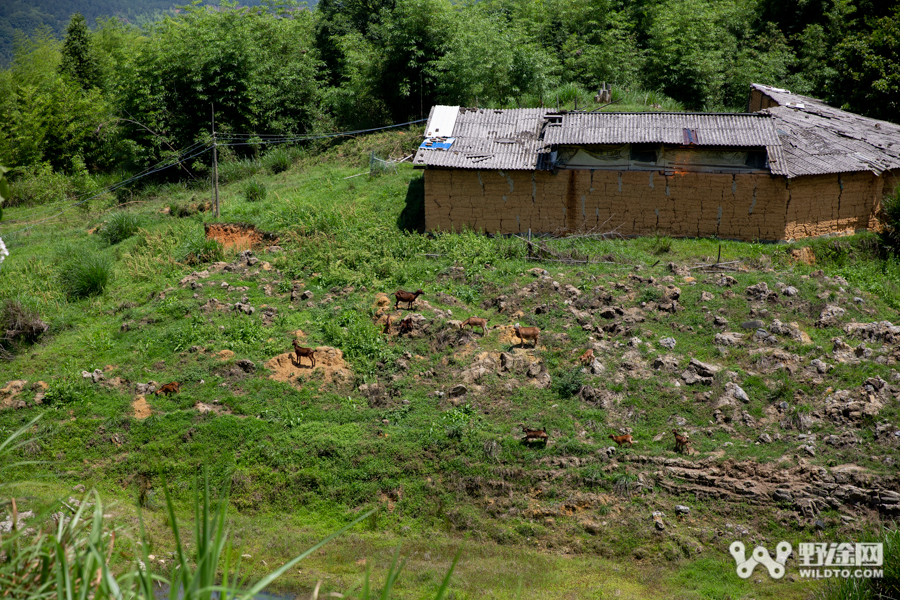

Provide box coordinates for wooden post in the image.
[211,104,219,218]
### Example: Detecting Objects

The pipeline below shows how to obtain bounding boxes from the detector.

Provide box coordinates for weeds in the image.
[99,211,143,245]
[58,250,113,298]
[242,179,267,202]
[179,232,224,265]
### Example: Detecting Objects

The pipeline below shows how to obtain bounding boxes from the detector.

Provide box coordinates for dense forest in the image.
[0,0,898,206]
[0,0,272,65]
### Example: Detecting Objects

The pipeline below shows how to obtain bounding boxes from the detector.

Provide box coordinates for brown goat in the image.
[155,382,181,396]
[397,315,414,335]
[520,424,549,444]
[579,348,595,365]
[394,289,424,310]
[608,433,633,447]
[461,317,488,335]
[672,429,691,453]
[513,324,540,347]
[292,340,316,368]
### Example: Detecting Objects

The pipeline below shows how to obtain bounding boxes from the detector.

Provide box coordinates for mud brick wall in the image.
[423,168,885,241]
[784,172,880,239]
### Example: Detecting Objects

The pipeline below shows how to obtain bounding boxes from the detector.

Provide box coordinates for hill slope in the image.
[1,134,899,598]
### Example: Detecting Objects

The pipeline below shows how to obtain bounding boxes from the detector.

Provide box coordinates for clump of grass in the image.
[264,147,294,174]
[243,179,268,202]
[179,232,224,265]
[651,233,673,255]
[820,526,899,600]
[98,211,143,245]
[552,367,585,399]
[58,251,113,298]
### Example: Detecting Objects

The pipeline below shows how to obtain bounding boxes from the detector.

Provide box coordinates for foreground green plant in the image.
[819,526,899,600]
[0,417,460,600]
[99,211,143,245]
[58,250,113,298]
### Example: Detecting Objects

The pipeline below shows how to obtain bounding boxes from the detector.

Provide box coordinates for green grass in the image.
[1,131,898,598]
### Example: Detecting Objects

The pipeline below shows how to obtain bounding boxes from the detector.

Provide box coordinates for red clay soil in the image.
[205,223,278,251]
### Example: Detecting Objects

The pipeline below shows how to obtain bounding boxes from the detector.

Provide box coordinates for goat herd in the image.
[153,288,695,454]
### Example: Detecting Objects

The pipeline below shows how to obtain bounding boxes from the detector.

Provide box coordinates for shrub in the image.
[880,185,900,253]
[243,179,268,202]
[179,232,224,265]
[98,211,142,245]
[58,250,113,298]
[552,367,585,399]
[42,376,88,405]
[0,299,48,359]
[264,147,294,174]
[7,163,73,207]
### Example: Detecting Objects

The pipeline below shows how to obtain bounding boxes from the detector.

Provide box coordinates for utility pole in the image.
[211,104,219,218]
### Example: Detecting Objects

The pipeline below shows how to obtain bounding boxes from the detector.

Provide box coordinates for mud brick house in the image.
[413,84,900,241]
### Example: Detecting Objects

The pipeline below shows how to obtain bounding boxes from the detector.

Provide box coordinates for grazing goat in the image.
[155,382,181,396]
[394,289,424,310]
[608,433,633,447]
[461,317,488,335]
[579,348,595,365]
[397,315,415,335]
[672,429,691,453]
[520,424,549,444]
[513,323,540,348]
[292,340,316,368]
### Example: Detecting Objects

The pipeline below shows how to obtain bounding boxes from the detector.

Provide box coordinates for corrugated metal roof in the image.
[544,112,781,147]
[415,93,900,178]
[425,105,459,137]
[414,107,552,170]
[751,83,900,178]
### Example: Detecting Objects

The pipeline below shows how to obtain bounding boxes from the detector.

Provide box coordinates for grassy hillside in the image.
[1,131,899,598]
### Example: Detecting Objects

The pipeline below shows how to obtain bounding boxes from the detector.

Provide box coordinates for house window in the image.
[630,144,657,163]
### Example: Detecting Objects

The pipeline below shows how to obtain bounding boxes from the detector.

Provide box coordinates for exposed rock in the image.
[783,286,799,297]
[741,320,765,330]
[700,291,715,302]
[844,321,900,344]
[746,282,771,301]
[758,433,773,444]
[81,369,105,384]
[715,332,744,346]
[659,337,677,350]
[652,355,680,372]
[235,359,256,373]
[667,263,690,277]
[817,305,846,328]
[234,302,255,315]
[674,505,690,515]
[449,384,468,398]
[715,275,737,287]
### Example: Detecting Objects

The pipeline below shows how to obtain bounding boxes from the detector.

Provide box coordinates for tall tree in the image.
[59,13,100,90]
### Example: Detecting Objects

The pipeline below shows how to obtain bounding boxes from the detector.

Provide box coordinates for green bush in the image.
[243,178,268,202]
[552,367,585,399]
[264,147,294,174]
[43,376,88,405]
[0,298,48,359]
[58,250,113,298]
[8,163,73,207]
[179,232,224,265]
[880,185,900,253]
[98,211,143,245]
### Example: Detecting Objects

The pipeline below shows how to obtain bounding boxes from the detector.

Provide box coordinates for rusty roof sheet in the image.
[414,106,552,170]
[752,83,900,177]
[543,112,782,147]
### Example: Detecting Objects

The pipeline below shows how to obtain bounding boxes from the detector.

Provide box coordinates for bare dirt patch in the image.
[132,396,152,420]
[266,346,352,386]
[205,223,278,252]
[217,349,235,361]
[0,380,27,408]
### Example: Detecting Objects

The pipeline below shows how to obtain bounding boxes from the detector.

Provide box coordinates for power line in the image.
[2,145,213,243]
[0,117,428,244]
